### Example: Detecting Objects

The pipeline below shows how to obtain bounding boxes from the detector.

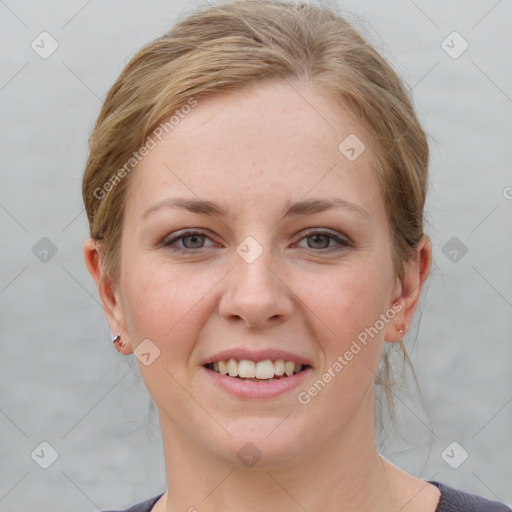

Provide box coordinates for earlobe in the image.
[384,299,407,342]
[112,333,132,355]
[385,235,432,343]
[83,238,134,355]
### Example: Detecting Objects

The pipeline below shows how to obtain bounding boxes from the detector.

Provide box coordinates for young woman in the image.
[82,1,510,511]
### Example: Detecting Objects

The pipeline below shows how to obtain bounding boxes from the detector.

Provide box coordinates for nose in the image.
[218,248,293,328]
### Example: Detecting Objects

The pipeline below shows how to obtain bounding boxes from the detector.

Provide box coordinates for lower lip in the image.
[201,366,312,399]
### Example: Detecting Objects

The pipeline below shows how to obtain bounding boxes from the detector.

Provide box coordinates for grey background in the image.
[1,0,511,510]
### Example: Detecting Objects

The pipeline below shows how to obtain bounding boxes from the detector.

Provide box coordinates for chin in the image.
[210,417,311,469]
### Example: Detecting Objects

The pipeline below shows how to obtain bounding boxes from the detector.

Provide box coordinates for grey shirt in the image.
[103,481,511,512]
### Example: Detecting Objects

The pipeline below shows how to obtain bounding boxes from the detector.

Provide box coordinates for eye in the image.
[163,230,216,251]
[295,229,350,251]
[162,229,350,253]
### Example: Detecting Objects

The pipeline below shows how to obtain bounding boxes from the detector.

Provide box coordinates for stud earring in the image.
[112,334,124,347]
[396,326,405,337]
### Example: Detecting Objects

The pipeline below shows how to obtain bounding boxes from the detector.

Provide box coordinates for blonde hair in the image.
[83,0,430,439]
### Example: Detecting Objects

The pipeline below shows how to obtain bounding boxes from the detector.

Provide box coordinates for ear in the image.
[83,237,133,354]
[384,235,432,343]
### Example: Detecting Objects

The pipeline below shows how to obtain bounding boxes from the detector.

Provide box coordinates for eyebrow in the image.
[142,197,370,220]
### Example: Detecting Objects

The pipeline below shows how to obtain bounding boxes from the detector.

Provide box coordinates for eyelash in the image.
[162,229,351,253]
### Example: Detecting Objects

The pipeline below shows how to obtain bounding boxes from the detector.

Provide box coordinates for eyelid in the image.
[162,228,351,252]
[295,228,351,249]
[162,229,217,250]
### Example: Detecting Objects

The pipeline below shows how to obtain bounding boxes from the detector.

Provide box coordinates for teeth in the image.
[218,360,228,375]
[256,360,274,379]
[284,361,295,376]
[227,358,238,377]
[238,360,256,378]
[208,358,306,379]
[274,359,285,376]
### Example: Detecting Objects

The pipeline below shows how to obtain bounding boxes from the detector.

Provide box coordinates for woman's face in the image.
[101,80,418,466]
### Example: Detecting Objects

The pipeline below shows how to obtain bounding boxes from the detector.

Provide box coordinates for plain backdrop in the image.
[1,1,511,510]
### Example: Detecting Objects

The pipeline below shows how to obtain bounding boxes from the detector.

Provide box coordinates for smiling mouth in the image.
[204,359,309,382]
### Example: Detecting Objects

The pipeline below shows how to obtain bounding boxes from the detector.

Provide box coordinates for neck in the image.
[157,389,398,512]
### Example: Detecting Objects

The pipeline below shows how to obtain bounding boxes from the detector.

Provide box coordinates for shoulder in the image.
[101,493,164,512]
[429,481,511,512]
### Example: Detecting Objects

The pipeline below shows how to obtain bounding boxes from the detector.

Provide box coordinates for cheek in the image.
[119,258,217,402]
[120,254,220,350]
[295,256,392,345]
[291,257,392,426]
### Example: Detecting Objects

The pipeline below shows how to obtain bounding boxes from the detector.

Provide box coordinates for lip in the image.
[201,365,312,399]
[200,348,313,367]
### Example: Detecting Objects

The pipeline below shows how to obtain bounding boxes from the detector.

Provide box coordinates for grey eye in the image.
[296,230,350,250]
[180,234,206,249]
[306,234,331,249]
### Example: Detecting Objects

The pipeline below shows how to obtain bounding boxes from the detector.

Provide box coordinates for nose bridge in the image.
[218,236,292,326]
[235,246,274,294]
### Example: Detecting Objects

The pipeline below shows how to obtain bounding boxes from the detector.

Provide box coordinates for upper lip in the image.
[201,348,313,367]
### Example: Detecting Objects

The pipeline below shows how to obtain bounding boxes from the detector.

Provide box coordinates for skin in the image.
[84,80,439,512]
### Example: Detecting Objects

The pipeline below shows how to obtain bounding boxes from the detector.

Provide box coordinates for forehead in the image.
[126,80,384,220]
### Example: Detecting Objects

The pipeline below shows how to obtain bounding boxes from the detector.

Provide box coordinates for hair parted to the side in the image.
[82,0,431,441]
